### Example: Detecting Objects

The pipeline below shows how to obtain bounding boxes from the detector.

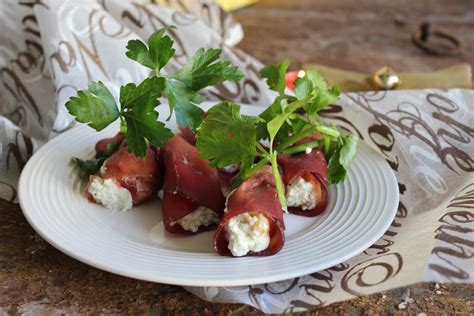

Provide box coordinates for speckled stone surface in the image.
[1,0,473,314]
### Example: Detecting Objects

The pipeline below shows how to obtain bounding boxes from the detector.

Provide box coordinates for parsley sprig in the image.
[259,62,358,185]
[196,61,358,211]
[70,141,119,180]
[126,26,244,131]
[66,26,244,158]
[66,77,172,158]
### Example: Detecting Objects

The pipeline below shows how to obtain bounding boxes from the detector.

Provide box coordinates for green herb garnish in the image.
[65,81,119,131]
[126,27,244,131]
[196,102,261,169]
[66,77,172,158]
[71,142,119,180]
[66,26,243,157]
[66,26,358,211]
[197,61,358,211]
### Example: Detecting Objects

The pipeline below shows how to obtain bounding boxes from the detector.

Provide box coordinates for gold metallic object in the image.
[216,0,258,12]
[369,67,401,90]
[304,63,472,92]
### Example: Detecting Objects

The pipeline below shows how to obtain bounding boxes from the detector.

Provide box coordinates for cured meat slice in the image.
[179,126,196,145]
[162,135,225,211]
[162,135,225,234]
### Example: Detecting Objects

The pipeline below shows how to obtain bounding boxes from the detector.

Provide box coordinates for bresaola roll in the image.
[278,148,329,216]
[162,135,225,234]
[100,145,161,204]
[214,166,285,257]
[87,143,161,212]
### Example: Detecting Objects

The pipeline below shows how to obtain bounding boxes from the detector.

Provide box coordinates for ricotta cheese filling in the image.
[170,206,219,233]
[221,163,240,174]
[87,177,133,212]
[286,176,317,210]
[225,212,270,257]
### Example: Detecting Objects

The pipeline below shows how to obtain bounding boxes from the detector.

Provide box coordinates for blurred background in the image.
[224,0,472,93]
[232,0,473,75]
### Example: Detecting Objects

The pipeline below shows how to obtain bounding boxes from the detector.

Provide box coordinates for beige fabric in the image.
[1,0,473,313]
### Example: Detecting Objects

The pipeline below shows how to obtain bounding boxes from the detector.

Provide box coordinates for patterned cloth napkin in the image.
[1,1,473,313]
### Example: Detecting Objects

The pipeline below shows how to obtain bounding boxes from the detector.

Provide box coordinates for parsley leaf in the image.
[294,76,313,100]
[165,80,204,131]
[125,26,176,72]
[170,48,244,90]
[256,96,285,140]
[259,96,285,123]
[71,141,120,180]
[196,101,261,169]
[306,69,328,90]
[339,134,358,170]
[266,98,307,144]
[65,81,119,131]
[303,70,340,114]
[122,110,172,158]
[120,76,164,110]
[293,71,340,114]
[126,40,154,70]
[327,134,358,184]
[260,60,290,96]
[306,85,340,114]
[71,157,103,180]
[120,77,173,157]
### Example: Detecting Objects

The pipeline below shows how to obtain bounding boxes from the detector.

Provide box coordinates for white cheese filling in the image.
[221,163,240,173]
[87,177,133,212]
[285,176,317,210]
[171,206,219,233]
[225,213,270,257]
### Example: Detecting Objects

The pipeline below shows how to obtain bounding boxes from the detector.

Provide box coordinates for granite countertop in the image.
[1,0,472,314]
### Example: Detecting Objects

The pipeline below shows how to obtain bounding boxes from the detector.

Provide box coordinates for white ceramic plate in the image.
[19,102,399,287]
